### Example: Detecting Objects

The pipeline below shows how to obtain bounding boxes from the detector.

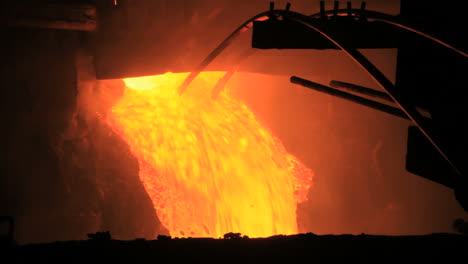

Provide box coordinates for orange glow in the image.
[107,72,313,238]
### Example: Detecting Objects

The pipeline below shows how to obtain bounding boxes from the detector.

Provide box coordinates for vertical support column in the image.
[333,1,339,17]
[320,1,326,19]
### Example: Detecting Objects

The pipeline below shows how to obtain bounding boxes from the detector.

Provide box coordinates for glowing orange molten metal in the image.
[107,72,313,238]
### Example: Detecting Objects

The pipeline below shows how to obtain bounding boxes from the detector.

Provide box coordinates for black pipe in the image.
[330,80,393,102]
[287,13,461,176]
[360,1,367,20]
[309,9,467,57]
[347,2,352,17]
[176,10,271,95]
[174,5,464,192]
[291,76,410,120]
[320,1,326,19]
[178,7,465,95]
[333,1,339,17]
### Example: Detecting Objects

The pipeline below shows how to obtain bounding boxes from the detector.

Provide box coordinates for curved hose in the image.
[286,12,462,176]
[177,11,272,94]
[176,6,464,177]
[179,8,465,95]
[310,8,467,57]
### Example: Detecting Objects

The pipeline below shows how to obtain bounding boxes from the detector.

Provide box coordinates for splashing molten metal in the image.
[107,72,313,238]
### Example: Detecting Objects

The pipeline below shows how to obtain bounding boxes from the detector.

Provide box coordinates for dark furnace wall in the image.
[0,27,167,244]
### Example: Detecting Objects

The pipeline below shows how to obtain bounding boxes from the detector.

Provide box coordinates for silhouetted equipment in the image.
[333,1,339,17]
[397,0,467,211]
[320,1,325,19]
[183,0,467,210]
[16,0,460,214]
[346,2,352,17]
[252,13,397,50]
[290,76,410,120]
[282,13,462,186]
[328,81,432,119]
[329,80,393,103]
[256,1,466,212]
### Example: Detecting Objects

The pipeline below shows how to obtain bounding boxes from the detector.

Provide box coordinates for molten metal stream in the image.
[107,72,313,238]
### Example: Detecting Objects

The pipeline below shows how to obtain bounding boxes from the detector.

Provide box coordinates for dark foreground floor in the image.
[2,233,468,263]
